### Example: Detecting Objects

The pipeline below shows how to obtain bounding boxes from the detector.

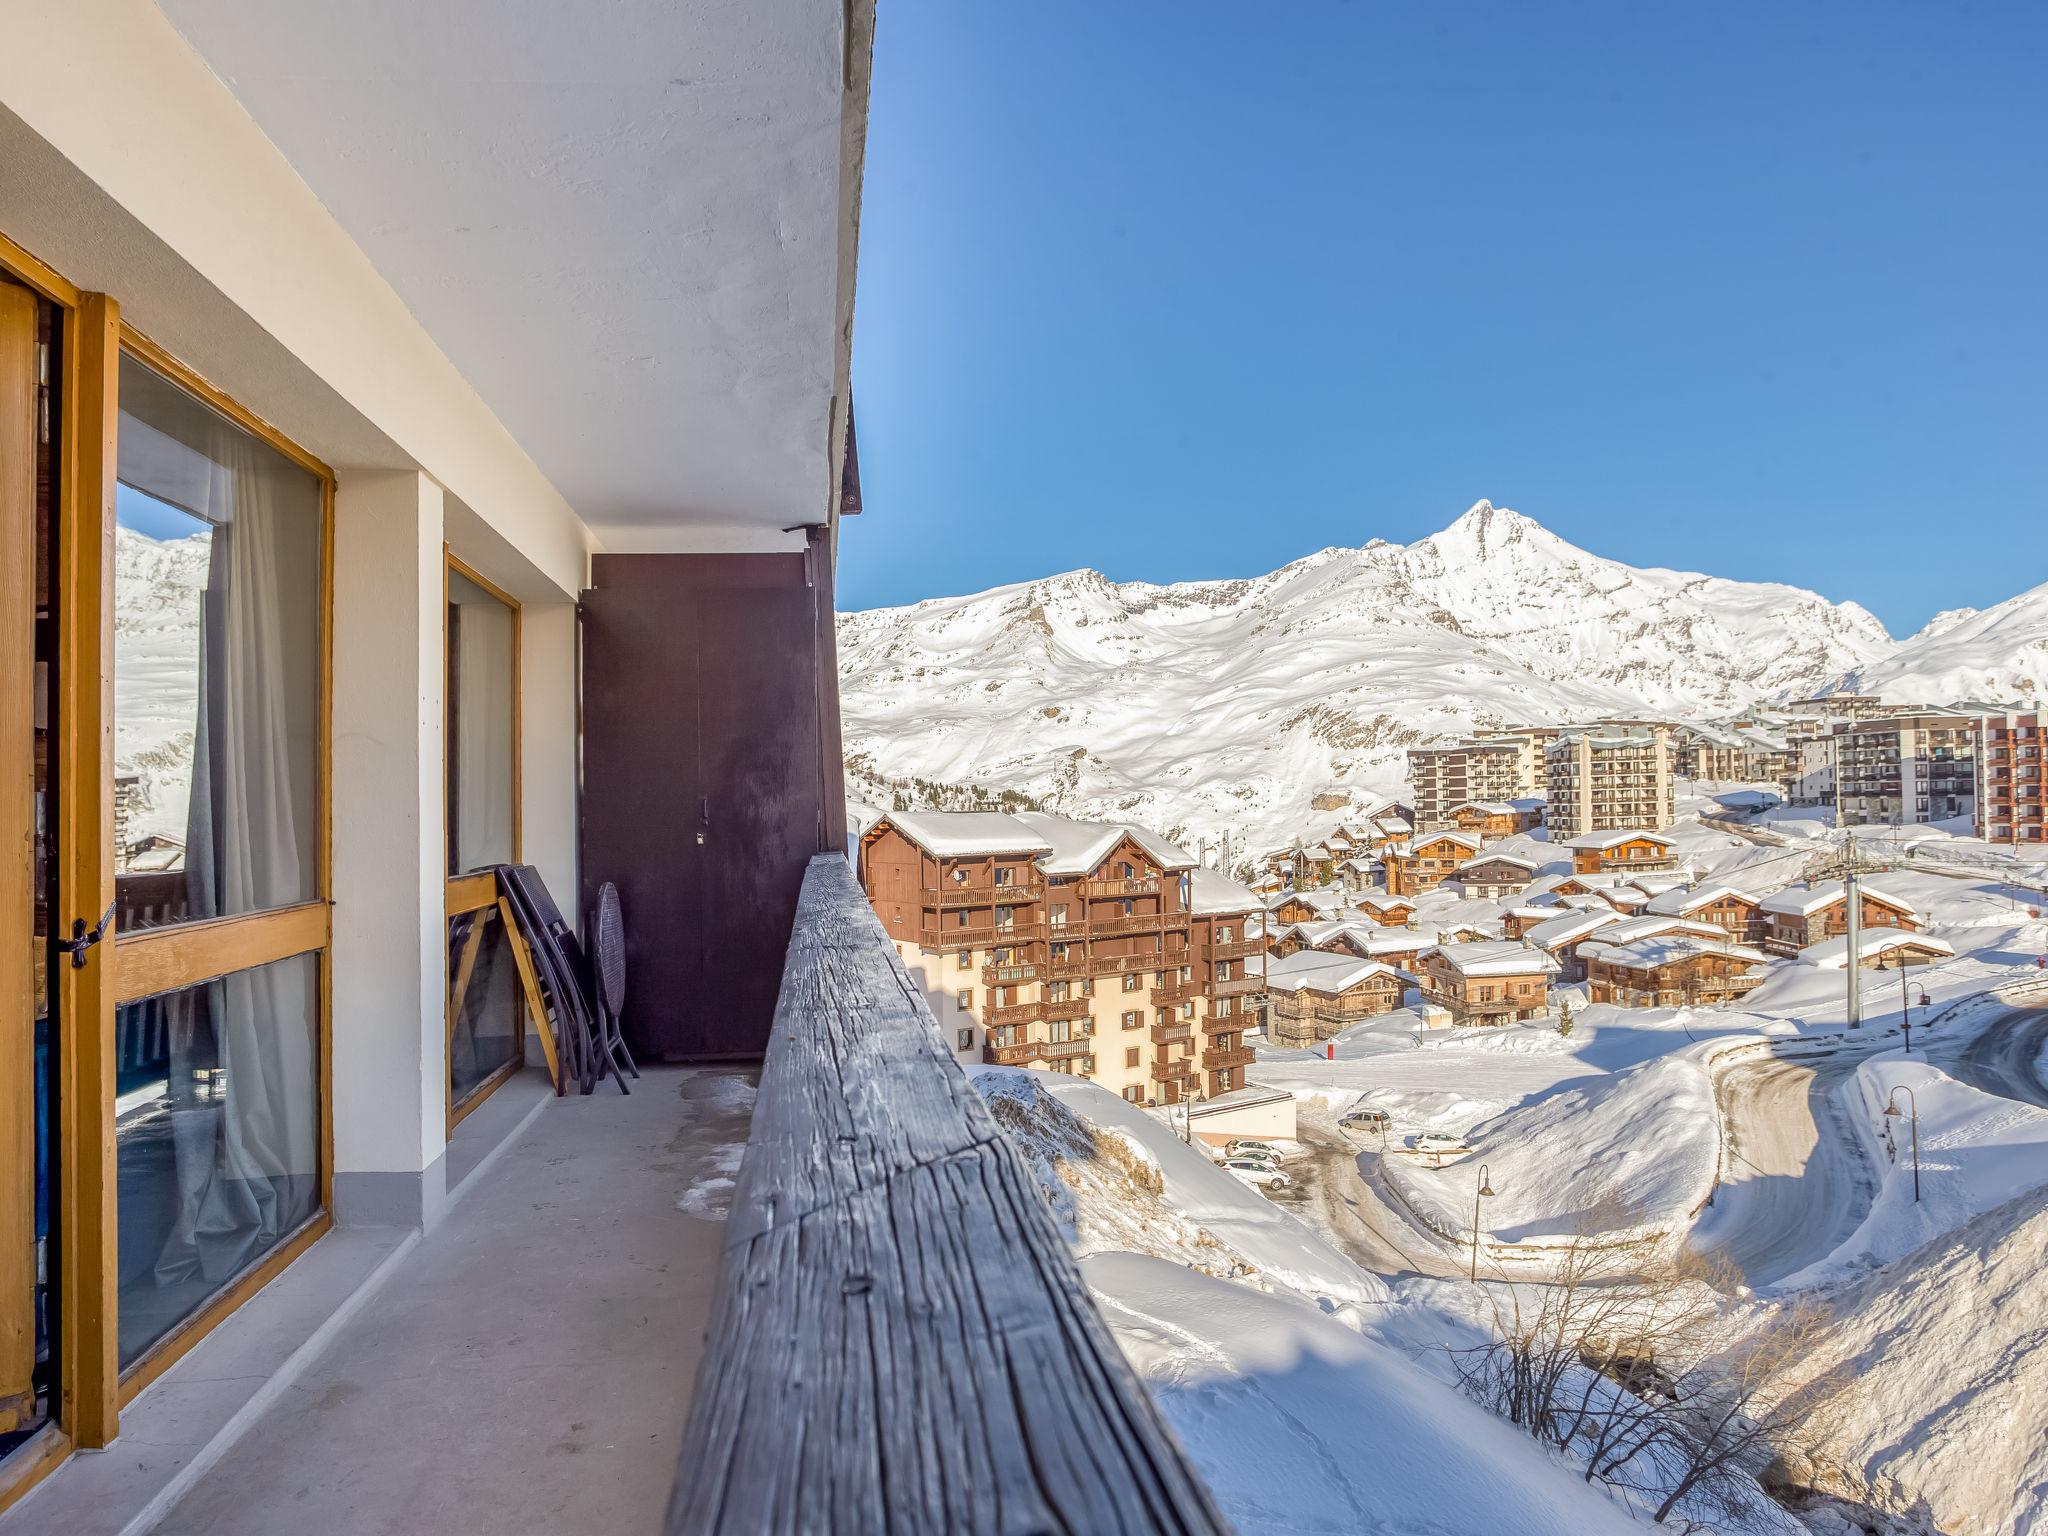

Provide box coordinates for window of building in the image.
[1123,1086,1145,1104]
[1122,1010,1141,1029]
[956,949,970,969]
[1121,973,1140,992]
[956,989,972,1011]
[1125,1047,1140,1068]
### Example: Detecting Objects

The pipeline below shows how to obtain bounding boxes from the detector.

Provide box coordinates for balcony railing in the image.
[1040,994,1093,1024]
[1150,979,1197,1007]
[1209,974,1264,999]
[1088,912,1171,938]
[1202,938,1261,962]
[983,1040,1041,1067]
[934,880,1044,907]
[982,962,1039,986]
[1150,1020,1192,1047]
[1150,1056,1196,1083]
[673,855,1227,1533]
[1201,1045,1256,1071]
[1080,874,1160,899]
[987,1000,1040,1029]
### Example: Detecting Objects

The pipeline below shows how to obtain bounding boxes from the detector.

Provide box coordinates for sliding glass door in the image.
[444,558,522,1125]
[107,344,331,1391]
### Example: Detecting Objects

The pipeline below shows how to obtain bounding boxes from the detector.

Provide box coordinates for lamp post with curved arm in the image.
[1884,1086,1920,1203]
[1469,1162,1495,1283]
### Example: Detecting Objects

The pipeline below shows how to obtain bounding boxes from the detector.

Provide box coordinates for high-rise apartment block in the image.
[1544,726,1675,841]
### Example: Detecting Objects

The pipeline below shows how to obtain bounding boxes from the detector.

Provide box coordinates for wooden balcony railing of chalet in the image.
[669,855,1227,1534]
[1201,1045,1256,1072]
[982,961,1039,986]
[1040,994,1093,1024]
[1149,1019,1192,1048]
[1150,978,1197,1007]
[1209,974,1265,1000]
[984,1040,1041,1067]
[1079,874,1161,899]
[1150,1055,1196,1084]
[1087,911,1175,939]
[1203,937,1261,962]
[933,880,1045,908]
[986,999,1041,1029]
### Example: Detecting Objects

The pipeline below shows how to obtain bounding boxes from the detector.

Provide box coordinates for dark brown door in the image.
[580,554,830,1059]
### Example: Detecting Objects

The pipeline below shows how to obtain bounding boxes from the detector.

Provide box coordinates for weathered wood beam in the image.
[669,854,1229,1535]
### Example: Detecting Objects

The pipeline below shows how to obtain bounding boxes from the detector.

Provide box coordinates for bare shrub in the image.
[1454,1228,1844,1528]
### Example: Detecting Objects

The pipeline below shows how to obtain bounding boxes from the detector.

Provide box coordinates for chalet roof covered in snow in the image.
[1586,914,1732,949]
[1579,935,1769,970]
[1798,931,1956,968]
[1526,909,1624,949]
[1265,954,1413,996]
[1015,811,1195,875]
[1447,800,1519,817]
[1645,881,1765,917]
[875,811,1053,860]
[1421,940,1563,978]
[1562,829,1677,852]
[1358,893,1416,914]
[1268,888,1348,916]
[1760,880,1918,919]
[1187,866,1262,916]
[1457,853,1537,875]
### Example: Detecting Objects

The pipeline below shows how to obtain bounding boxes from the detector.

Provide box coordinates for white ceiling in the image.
[158,0,853,550]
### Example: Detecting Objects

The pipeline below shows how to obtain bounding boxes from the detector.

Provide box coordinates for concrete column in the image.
[329,470,446,1226]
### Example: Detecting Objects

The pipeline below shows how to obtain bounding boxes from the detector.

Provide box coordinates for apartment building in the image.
[1682,723,1798,792]
[1384,831,1483,897]
[1544,727,1675,840]
[1833,710,1979,827]
[858,811,1264,1105]
[1976,708,2045,845]
[1407,738,1538,831]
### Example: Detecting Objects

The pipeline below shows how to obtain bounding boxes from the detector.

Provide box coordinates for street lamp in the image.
[1470,1162,1495,1282]
[1884,1086,1920,1204]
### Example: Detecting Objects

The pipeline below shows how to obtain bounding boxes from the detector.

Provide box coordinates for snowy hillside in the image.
[113,524,209,846]
[839,500,1911,858]
[1827,577,2048,704]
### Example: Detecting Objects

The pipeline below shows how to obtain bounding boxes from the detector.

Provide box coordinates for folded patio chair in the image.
[495,864,604,1096]
[586,881,640,1094]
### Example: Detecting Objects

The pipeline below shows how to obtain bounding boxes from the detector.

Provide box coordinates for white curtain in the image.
[143,424,319,1285]
[451,585,515,873]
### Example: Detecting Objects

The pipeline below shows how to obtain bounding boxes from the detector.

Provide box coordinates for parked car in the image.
[1412,1131,1465,1153]
[1340,1107,1392,1131]
[1221,1160,1291,1189]
[1223,1145,1284,1169]
[1225,1138,1289,1160]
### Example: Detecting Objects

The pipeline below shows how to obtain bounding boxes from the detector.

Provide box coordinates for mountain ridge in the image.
[838,501,2041,859]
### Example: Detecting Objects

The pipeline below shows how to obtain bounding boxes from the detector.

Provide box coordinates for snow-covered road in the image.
[1691,1048,1877,1289]
[1935,1002,2048,1111]
[1268,1120,1466,1280]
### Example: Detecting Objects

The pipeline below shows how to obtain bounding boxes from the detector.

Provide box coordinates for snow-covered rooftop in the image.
[1759,880,1918,918]
[1644,881,1764,917]
[1587,914,1730,948]
[1422,940,1563,978]
[1579,935,1769,969]
[1525,909,1623,949]
[1014,811,1195,875]
[1456,853,1537,874]
[1798,931,1956,968]
[1447,800,1519,817]
[876,810,1053,859]
[1187,866,1261,916]
[1265,954,1412,995]
[1562,829,1676,852]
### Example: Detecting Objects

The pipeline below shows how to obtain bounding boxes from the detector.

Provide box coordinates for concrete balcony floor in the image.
[18,1065,753,1536]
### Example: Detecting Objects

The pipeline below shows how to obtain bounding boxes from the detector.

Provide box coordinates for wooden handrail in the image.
[668,855,1227,1535]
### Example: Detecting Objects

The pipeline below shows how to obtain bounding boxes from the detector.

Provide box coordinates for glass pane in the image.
[114,355,322,930]
[449,908,522,1104]
[114,952,320,1367]
[446,567,516,875]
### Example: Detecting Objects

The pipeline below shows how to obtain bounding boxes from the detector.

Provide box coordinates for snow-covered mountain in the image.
[1827,578,2048,705]
[837,500,2028,861]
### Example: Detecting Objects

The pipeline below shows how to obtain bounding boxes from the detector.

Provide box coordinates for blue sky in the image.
[841,1,2046,635]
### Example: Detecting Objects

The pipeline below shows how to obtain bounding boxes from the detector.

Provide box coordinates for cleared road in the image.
[1934,1002,2048,1110]
[1270,1118,1465,1281]
[1691,1049,1876,1290]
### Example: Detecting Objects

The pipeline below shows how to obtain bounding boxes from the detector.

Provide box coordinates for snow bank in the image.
[1081,1252,1649,1536]
[974,1067,1387,1312]
[1774,1189,2048,1536]
[1384,1053,1719,1255]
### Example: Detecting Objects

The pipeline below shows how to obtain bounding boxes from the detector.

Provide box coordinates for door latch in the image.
[57,901,116,969]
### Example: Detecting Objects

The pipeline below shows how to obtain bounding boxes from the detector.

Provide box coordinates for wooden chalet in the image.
[1414,941,1560,1025]
[1384,831,1483,897]
[1451,853,1537,900]
[1759,881,1922,957]
[1583,935,1769,1008]
[1563,830,1679,875]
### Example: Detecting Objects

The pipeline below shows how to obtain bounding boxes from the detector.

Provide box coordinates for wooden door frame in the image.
[0,228,338,1488]
[442,550,523,1132]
